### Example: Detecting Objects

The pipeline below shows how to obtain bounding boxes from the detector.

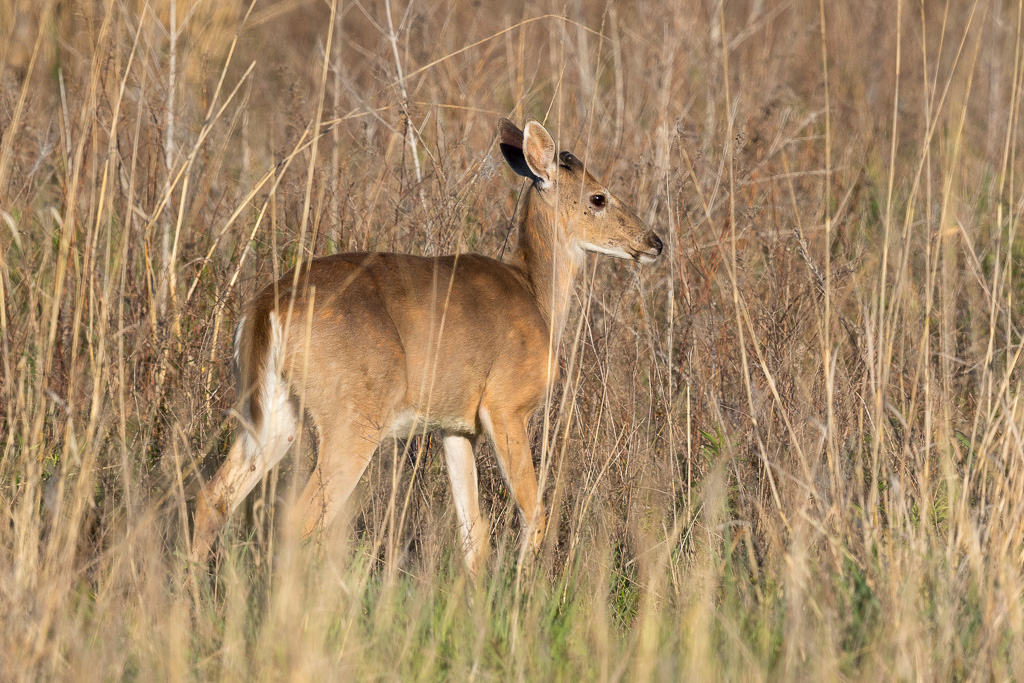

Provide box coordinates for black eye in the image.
[590,194,606,208]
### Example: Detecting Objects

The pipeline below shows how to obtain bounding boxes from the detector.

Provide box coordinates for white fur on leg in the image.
[442,434,488,575]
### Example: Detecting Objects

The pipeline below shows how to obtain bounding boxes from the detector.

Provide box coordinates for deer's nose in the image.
[647,232,664,255]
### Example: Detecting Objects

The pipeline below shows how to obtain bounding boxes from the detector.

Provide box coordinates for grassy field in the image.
[2,0,1023,678]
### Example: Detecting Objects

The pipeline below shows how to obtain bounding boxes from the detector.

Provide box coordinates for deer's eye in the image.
[590,194,606,209]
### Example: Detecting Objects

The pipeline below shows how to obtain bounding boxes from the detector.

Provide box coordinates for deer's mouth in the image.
[580,232,664,263]
[631,232,664,263]
[635,250,660,264]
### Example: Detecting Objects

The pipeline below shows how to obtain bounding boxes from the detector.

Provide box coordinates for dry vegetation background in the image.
[1,0,1023,678]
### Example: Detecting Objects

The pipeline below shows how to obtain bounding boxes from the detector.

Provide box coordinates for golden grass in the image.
[2,0,1023,677]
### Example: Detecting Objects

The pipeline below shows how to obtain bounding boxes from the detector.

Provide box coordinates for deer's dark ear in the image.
[498,118,542,184]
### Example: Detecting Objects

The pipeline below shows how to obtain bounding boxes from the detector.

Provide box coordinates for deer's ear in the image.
[522,120,556,188]
[498,118,542,184]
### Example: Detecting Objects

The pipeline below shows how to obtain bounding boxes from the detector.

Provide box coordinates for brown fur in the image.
[191,119,663,575]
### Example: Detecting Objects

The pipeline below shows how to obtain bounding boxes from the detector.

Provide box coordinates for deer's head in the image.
[499,118,663,264]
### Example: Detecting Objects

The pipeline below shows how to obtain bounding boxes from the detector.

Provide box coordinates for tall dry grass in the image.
[1,0,1023,677]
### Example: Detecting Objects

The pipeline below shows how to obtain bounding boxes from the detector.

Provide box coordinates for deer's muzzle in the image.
[635,231,664,263]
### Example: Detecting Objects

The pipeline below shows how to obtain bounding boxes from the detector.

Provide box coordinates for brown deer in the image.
[191,119,663,575]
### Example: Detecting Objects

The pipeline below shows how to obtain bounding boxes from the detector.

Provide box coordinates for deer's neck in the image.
[509,188,583,346]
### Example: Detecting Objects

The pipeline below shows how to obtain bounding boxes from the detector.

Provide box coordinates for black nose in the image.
[647,233,664,254]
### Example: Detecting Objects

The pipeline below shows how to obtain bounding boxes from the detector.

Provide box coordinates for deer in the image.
[190,118,664,577]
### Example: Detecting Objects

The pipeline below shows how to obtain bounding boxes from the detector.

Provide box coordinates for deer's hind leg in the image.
[191,398,300,563]
[293,415,385,541]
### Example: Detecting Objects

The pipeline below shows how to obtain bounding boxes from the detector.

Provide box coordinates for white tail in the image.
[191,119,664,576]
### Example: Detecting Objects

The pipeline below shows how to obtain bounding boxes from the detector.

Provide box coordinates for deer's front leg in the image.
[479,406,546,553]
[442,434,490,577]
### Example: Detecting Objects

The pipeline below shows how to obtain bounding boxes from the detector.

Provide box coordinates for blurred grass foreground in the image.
[3,0,1024,678]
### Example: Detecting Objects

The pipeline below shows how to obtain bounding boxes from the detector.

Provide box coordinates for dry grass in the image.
[2,0,1023,678]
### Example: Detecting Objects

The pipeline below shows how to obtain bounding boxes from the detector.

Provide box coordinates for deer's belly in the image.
[385,408,477,440]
